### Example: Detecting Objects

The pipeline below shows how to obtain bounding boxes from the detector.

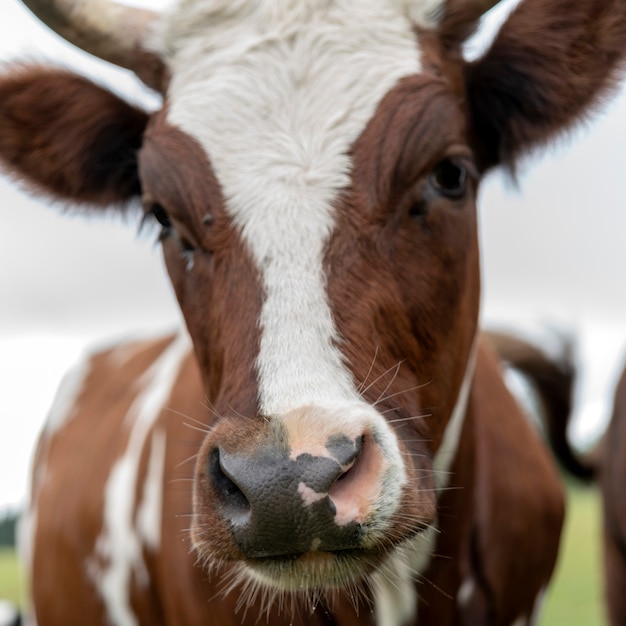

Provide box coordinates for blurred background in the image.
[0,0,625,622]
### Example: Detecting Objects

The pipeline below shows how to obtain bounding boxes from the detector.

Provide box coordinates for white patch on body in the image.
[457,577,476,608]
[432,338,478,489]
[370,526,439,626]
[136,428,167,551]
[503,367,546,432]
[88,333,189,626]
[0,601,20,626]
[20,353,94,626]
[17,496,40,626]
[371,551,417,626]
[44,356,91,435]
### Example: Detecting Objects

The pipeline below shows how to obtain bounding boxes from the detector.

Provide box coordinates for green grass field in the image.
[541,484,605,626]
[0,546,22,606]
[0,485,607,622]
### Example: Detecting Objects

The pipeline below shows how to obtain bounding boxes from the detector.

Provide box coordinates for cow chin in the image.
[192,498,435,603]
[241,550,381,592]
[211,526,435,617]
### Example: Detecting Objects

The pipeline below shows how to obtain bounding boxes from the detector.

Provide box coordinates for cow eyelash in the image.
[180,248,195,272]
[149,203,171,229]
[141,202,173,241]
[141,203,196,272]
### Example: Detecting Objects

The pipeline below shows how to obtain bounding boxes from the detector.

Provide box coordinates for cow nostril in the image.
[328,434,378,524]
[209,448,250,523]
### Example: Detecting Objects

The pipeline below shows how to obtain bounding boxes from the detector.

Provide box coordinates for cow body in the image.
[601,364,626,626]
[542,357,626,626]
[2,0,626,624]
[488,330,626,626]
[23,331,562,625]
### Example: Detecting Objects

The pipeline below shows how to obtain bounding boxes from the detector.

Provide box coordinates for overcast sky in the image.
[1,0,626,510]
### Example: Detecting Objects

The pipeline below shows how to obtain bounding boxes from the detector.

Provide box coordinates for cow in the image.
[487,328,626,626]
[1,0,626,624]
[503,335,626,626]
[600,363,626,626]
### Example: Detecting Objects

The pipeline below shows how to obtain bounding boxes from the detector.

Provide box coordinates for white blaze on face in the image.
[157,0,441,417]
[44,356,91,435]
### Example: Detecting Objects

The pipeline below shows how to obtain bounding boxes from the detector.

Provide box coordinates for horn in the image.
[20,0,166,90]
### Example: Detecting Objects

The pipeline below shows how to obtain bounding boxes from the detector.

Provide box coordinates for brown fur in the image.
[0,65,148,205]
[465,0,626,170]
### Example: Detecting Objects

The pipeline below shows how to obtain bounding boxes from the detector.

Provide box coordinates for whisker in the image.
[388,413,431,424]
[415,572,454,601]
[376,379,433,406]
[399,438,433,444]
[400,451,428,458]
[166,477,195,484]
[182,421,214,435]
[356,345,380,394]
[224,399,253,422]
[373,361,404,406]
[201,398,225,421]
[175,452,199,469]
[165,407,213,431]
[360,359,405,397]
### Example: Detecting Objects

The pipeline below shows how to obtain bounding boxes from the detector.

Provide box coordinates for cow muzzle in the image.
[191,406,418,589]
[210,434,370,557]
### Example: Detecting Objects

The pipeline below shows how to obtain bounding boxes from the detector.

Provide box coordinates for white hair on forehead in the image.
[147,0,455,418]
[156,0,429,413]
[150,0,447,57]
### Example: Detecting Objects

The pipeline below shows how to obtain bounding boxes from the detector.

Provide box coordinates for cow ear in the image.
[0,65,149,206]
[465,0,626,172]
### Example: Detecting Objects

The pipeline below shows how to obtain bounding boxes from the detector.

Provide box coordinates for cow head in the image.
[1,0,623,608]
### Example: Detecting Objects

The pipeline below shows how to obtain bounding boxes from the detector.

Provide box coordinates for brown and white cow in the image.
[487,329,626,626]
[2,0,626,624]
[514,341,626,626]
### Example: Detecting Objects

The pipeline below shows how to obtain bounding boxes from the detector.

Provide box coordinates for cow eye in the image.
[430,159,467,199]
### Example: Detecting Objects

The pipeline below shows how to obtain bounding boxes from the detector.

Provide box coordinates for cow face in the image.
[134,1,479,591]
[1,0,623,607]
